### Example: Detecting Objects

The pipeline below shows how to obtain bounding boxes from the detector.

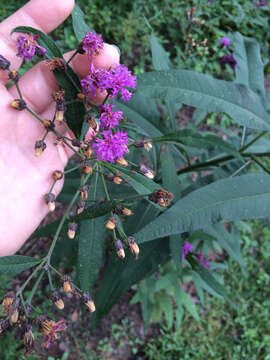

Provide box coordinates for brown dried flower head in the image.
[115,240,125,259]
[2,293,15,315]
[35,140,46,157]
[106,217,118,230]
[52,89,65,103]
[10,99,26,111]
[127,237,139,259]
[82,292,96,313]
[52,291,65,310]
[62,276,73,293]
[47,57,66,72]
[45,193,56,212]
[68,222,78,239]
[116,157,128,167]
[53,170,64,181]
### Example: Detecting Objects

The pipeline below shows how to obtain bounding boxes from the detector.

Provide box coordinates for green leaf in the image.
[71,4,90,42]
[0,256,40,275]
[134,174,270,244]
[159,293,174,328]
[150,32,172,71]
[91,237,170,329]
[137,70,270,130]
[12,26,62,58]
[174,286,200,321]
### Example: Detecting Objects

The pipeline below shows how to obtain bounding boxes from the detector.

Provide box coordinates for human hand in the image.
[0,0,120,255]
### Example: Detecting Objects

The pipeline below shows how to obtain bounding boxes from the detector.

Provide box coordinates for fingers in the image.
[0,0,75,84]
[8,43,120,114]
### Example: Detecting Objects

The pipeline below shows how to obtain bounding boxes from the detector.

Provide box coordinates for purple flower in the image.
[92,130,129,162]
[219,37,230,48]
[182,242,193,260]
[253,0,267,6]
[102,64,137,102]
[81,64,109,97]
[99,104,123,130]
[82,31,104,57]
[16,34,46,61]
[208,0,214,2]
[197,252,211,269]
[219,54,237,71]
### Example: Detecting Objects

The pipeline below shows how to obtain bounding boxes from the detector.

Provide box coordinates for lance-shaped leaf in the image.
[152,129,242,161]
[134,174,270,244]
[0,256,41,275]
[137,70,270,130]
[150,32,172,71]
[91,237,170,328]
[72,4,91,42]
[12,26,85,137]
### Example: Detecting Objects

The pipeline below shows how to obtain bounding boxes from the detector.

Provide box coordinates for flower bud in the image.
[52,291,65,310]
[149,189,174,207]
[80,185,89,201]
[9,297,20,325]
[113,176,123,185]
[62,276,73,293]
[2,293,14,315]
[53,170,63,181]
[77,200,86,215]
[82,292,95,312]
[35,140,46,157]
[68,222,78,239]
[10,99,26,111]
[128,237,139,259]
[116,205,132,216]
[8,69,19,82]
[42,119,55,130]
[77,92,85,101]
[139,165,155,179]
[45,193,56,212]
[115,240,125,259]
[52,89,65,103]
[71,138,82,147]
[116,157,128,167]
[0,54,10,70]
[84,146,93,159]
[106,217,118,230]
[144,141,152,151]
[82,161,93,175]
[55,102,66,122]
[0,319,9,334]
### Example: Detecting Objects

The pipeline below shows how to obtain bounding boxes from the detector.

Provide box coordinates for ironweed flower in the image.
[253,0,267,6]
[40,316,67,349]
[92,130,129,162]
[99,104,123,130]
[219,37,230,48]
[219,54,237,71]
[197,252,211,269]
[81,31,104,57]
[16,34,46,61]
[182,242,193,260]
[81,64,108,97]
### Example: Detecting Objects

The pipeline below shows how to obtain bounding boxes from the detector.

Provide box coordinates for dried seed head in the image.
[10,99,27,111]
[116,205,132,216]
[144,141,152,151]
[71,138,82,148]
[23,323,35,350]
[77,200,86,214]
[45,193,56,212]
[8,69,19,82]
[128,237,139,259]
[80,185,89,201]
[139,165,155,179]
[106,217,118,230]
[82,292,95,312]
[116,157,128,167]
[62,276,73,293]
[68,222,78,239]
[0,319,9,334]
[52,89,65,103]
[9,297,20,325]
[55,102,66,122]
[149,189,174,207]
[82,161,93,175]
[77,92,85,101]
[52,292,65,310]
[42,119,55,130]
[84,146,93,159]
[2,293,15,315]
[47,57,66,71]
[0,54,10,70]
[35,140,46,157]
[113,176,123,185]
[87,116,98,131]
[115,240,125,259]
[53,170,63,181]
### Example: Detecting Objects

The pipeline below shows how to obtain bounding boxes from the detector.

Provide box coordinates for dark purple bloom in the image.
[208,0,214,2]
[182,242,193,260]
[102,64,137,102]
[99,104,123,130]
[219,37,230,48]
[81,64,109,97]
[82,31,104,57]
[219,54,237,71]
[197,252,211,269]
[16,34,46,61]
[253,0,267,6]
[92,130,129,162]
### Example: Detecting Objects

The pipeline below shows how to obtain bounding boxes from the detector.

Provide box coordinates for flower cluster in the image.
[253,0,267,6]
[81,31,104,57]
[81,63,137,102]
[92,130,129,162]
[16,34,46,61]
[99,104,123,130]
[219,54,237,71]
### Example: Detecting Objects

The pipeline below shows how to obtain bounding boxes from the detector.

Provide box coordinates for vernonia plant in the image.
[1,2,270,355]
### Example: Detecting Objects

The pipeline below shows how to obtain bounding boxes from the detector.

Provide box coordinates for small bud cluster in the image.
[149,190,174,207]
